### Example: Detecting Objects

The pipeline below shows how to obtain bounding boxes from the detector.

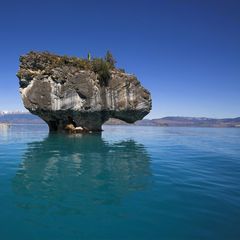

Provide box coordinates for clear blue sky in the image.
[0,0,239,118]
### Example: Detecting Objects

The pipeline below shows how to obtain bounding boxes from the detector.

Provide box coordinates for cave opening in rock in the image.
[68,116,77,128]
[48,120,59,132]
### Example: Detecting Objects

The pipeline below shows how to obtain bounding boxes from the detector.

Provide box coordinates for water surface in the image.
[0,125,240,239]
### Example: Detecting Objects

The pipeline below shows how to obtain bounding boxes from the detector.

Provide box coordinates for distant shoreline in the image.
[3,124,240,129]
[1,113,240,128]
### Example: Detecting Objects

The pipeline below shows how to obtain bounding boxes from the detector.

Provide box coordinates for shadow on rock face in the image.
[12,134,152,214]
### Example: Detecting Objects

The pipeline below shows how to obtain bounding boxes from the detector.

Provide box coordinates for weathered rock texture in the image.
[17,52,152,131]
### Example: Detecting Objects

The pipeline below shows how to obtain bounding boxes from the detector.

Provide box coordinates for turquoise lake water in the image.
[0,125,240,239]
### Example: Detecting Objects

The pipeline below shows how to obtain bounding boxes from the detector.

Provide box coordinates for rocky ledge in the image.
[17,51,151,132]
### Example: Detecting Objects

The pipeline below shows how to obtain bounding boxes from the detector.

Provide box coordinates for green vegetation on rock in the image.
[18,50,120,87]
[92,58,111,86]
[104,50,116,69]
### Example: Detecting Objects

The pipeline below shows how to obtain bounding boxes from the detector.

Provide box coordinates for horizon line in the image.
[0,110,239,120]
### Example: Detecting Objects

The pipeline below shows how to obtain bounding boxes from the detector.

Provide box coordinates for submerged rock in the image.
[17,51,152,132]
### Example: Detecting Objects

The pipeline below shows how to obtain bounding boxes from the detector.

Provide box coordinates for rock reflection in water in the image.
[12,133,151,214]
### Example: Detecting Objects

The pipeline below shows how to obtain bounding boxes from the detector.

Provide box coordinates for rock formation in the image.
[17,51,151,132]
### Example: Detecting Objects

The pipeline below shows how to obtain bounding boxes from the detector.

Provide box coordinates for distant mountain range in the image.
[0,112,240,128]
[135,117,240,128]
[0,112,45,124]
